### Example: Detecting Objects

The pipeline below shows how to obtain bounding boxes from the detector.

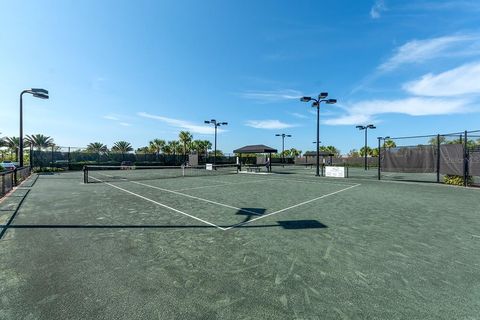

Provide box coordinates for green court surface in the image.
[0,170,479,319]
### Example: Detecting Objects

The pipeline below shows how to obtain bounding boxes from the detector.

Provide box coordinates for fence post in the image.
[436,134,441,183]
[464,130,468,187]
[377,137,381,180]
[68,147,71,170]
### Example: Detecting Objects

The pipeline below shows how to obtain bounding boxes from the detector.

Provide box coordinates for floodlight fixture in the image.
[204,118,228,165]
[33,93,49,99]
[356,123,376,170]
[19,87,49,167]
[299,91,338,176]
[275,133,293,164]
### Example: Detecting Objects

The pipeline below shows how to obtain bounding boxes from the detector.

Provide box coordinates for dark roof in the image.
[233,144,278,153]
[303,151,334,157]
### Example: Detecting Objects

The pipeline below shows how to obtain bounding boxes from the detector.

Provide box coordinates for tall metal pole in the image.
[364,127,368,170]
[214,124,217,166]
[464,130,468,187]
[436,134,441,183]
[316,104,320,176]
[19,92,25,167]
[282,134,285,164]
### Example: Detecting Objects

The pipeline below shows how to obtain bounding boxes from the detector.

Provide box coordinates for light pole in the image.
[204,119,227,166]
[275,133,292,164]
[20,88,49,167]
[300,93,337,176]
[356,124,376,170]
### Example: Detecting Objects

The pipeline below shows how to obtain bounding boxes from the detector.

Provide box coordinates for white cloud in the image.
[119,122,132,127]
[324,97,472,125]
[138,112,220,134]
[245,120,297,129]
[240,89,303,103]
[289,112,308,119]
[370,0,387,19]
[379,34,480,72]
[103,115,119,121]
[403,61,480,97]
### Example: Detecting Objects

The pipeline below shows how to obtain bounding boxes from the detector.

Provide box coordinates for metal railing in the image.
[0,167,31,197]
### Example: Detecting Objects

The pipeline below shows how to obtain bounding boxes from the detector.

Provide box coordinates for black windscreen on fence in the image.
[383,145,436,173]
[439,144,464,176]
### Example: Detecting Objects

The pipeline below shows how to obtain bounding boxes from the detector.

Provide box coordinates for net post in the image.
[436,134,441,183]
[464,130,468,187]
[83,166,88,184]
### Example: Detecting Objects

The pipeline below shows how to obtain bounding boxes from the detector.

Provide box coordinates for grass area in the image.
[0,170,479,319]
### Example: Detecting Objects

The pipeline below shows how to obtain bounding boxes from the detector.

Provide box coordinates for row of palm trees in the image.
[85,131,214,157]
[0,134,55,161]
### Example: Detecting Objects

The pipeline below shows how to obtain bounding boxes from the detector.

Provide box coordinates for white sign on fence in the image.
[325,166,345,178]
[206,163,213,171]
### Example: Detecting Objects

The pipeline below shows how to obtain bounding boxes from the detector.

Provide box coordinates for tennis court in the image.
[0,168,479,319]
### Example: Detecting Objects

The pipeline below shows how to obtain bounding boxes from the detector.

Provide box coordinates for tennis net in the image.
[83,164,239,183]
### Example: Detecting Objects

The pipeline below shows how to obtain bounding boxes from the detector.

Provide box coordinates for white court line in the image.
[223,183,361,230]
[89,176,225,230]
[171,178,279,191]
[130,181,262,216]
[267,177,357,187]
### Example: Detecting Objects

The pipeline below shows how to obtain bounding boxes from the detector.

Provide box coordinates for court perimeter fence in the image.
[0,167,31,197]
[321,130,479,187]
[30,147,239,170]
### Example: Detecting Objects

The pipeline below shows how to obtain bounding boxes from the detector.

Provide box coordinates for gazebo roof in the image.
[233,144,278,154]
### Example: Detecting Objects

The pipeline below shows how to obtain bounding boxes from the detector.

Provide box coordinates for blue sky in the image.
[1,0,480,154]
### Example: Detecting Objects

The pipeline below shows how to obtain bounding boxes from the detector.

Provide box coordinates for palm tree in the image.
[359,146,372,157]
[166,140,181,164]
[289,148,302,157]
[383,139,396,149]
[25,134,54,150]
[178,131,193,157]
[428,136,447,146]
[112,141,133,160]
[148,139,166,160]
[86,142,108,154]
[136,146,150,154]
[4,137,20,161]
[320,145,340,157]
[162,144,173,155]
[348,149,360,157]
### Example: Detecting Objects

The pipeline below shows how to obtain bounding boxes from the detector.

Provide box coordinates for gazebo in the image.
[233,144,278,172]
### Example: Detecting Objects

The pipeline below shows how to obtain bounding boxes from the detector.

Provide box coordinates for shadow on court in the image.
[0,219,328,230]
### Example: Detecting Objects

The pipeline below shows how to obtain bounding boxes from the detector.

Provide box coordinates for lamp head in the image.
[30,88,48,95]
[300,96,312,102]
[221,122,228,125]
[204,120,210,124]
[33,93,49,99]
[367,124,376,129]
[356,125,366,130]
[326,99,337,104]
[318,92,328,99]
